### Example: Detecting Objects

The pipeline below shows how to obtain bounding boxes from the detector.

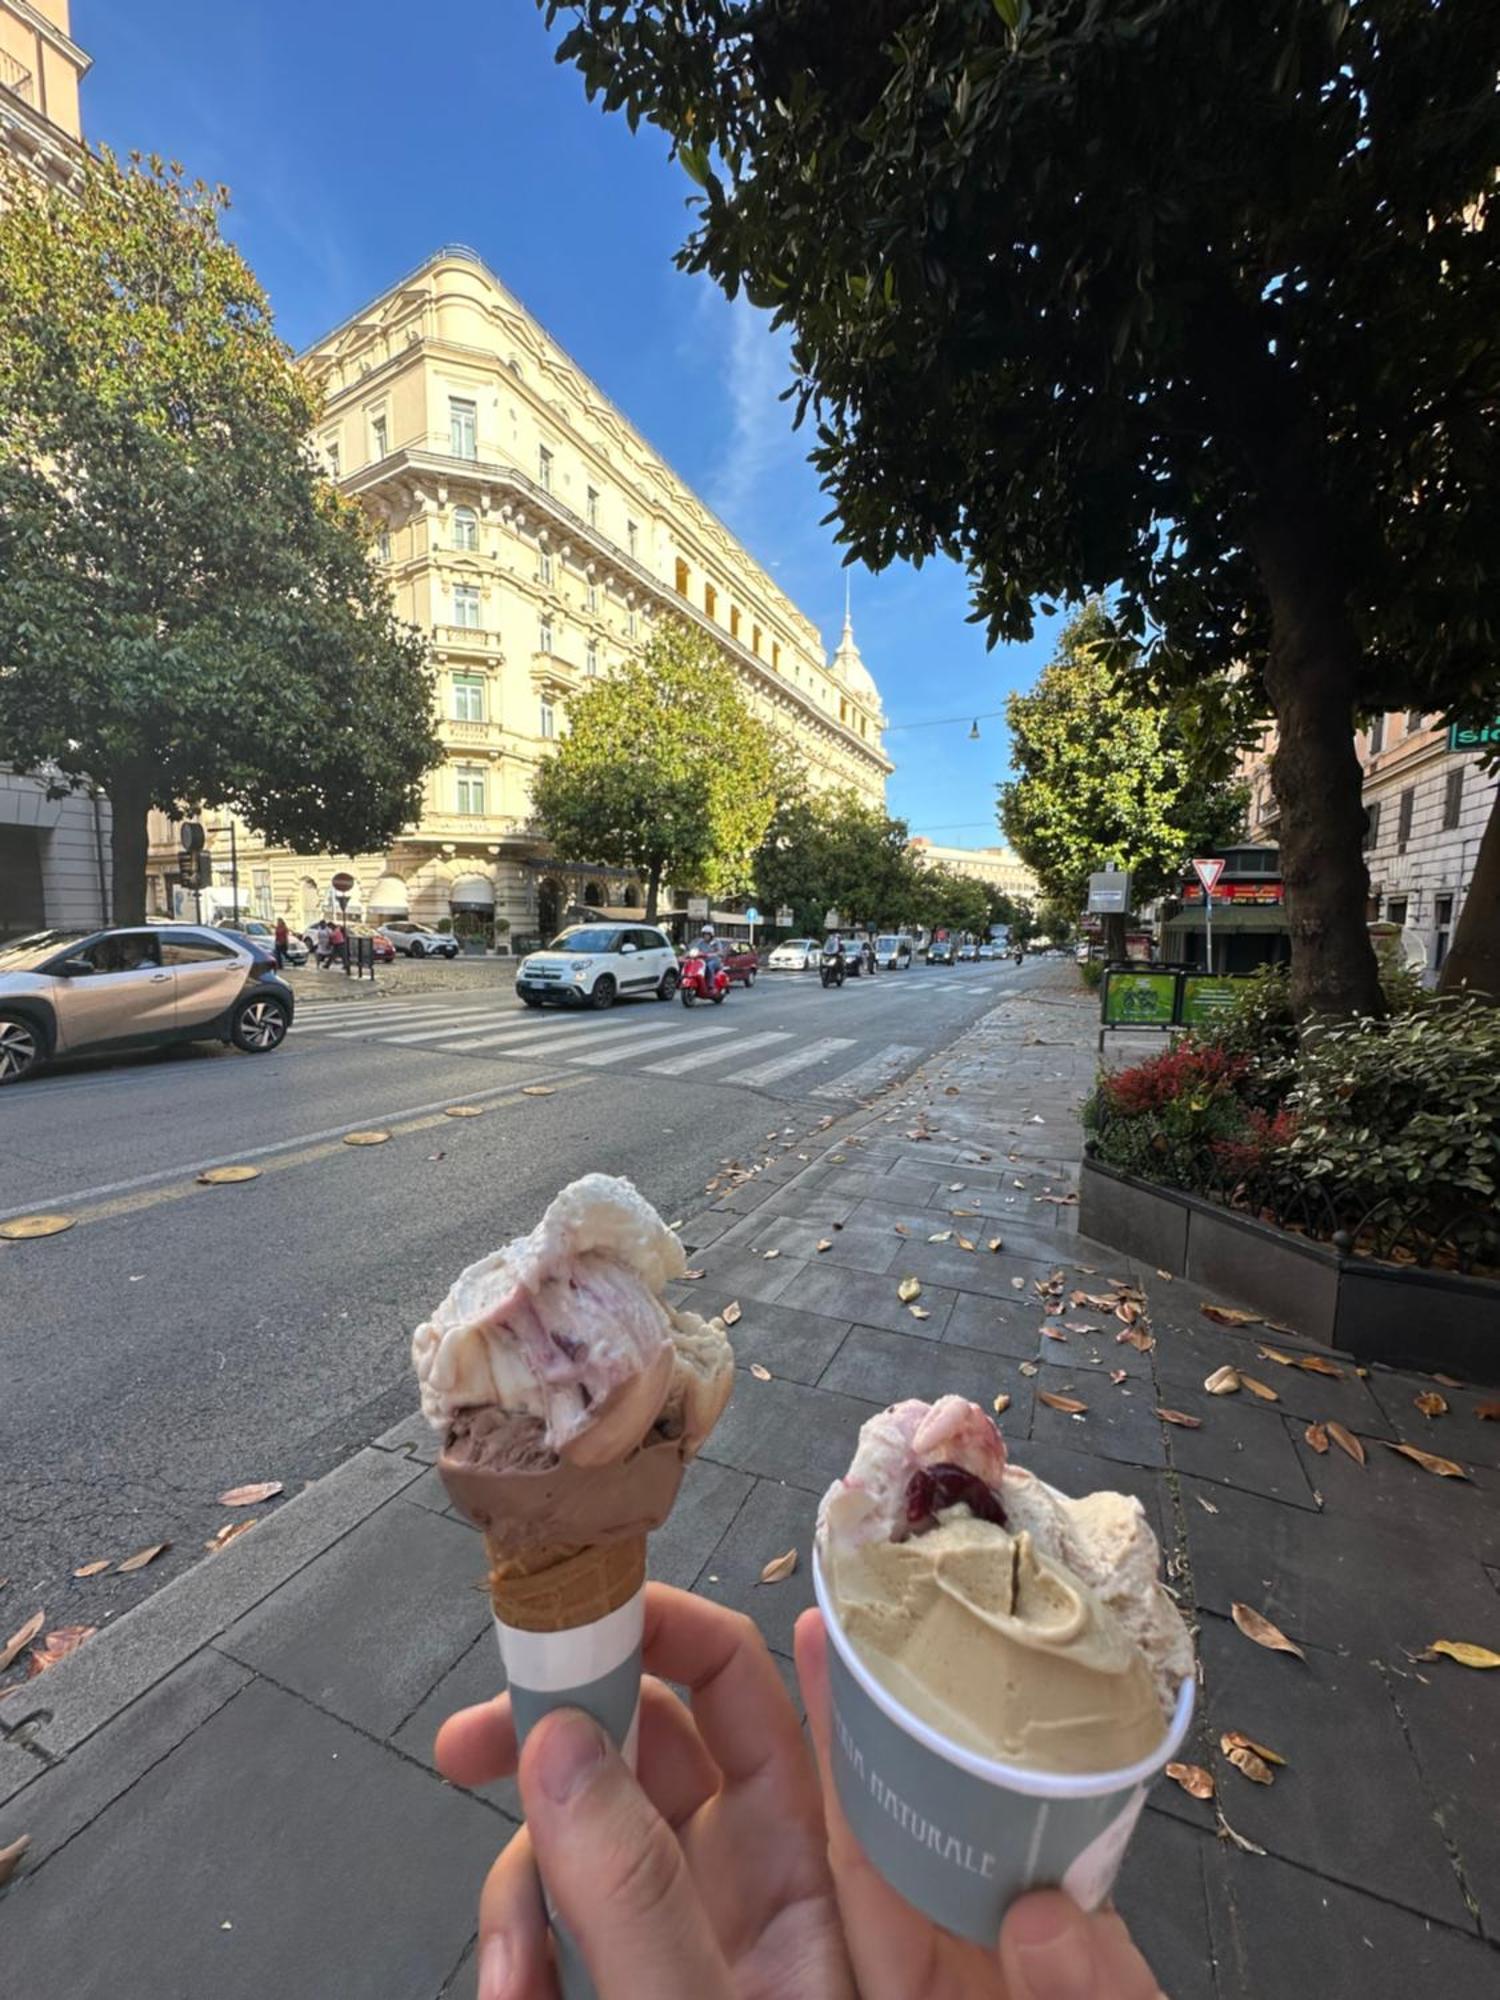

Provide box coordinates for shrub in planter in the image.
[1084,1044,1252,1190]
[1079,957,1103,989]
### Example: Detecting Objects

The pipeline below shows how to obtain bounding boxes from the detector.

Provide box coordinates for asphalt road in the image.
[0,955,1048,1629]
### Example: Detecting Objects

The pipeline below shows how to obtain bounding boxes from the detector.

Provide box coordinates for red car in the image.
[719,943,760,988]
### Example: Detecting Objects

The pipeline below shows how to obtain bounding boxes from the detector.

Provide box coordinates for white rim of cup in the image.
[813,1546,1196,1801]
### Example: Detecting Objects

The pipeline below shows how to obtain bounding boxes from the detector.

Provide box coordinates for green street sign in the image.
[1179,975,1241,1026]
[1447,720,1500,753]
[1102,970,1177,1027]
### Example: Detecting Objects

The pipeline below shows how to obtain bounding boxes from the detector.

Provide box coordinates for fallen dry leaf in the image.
[1117,1326,1156,1354]
[1165,1762,1215,1800]
[1156,1408,1203,1428]
[116,1542,170,1574]
[1237,1374,1279,1402]
[1109,1369,1128,1385]
[1386,1442,1470,1480]
[1157,1269,1174,1281]
[443,1105,485,1118]
[987,1237,1004,1253]
[759,1548,798,1585]
[204,1520,257,1555]
[1,1612,44,1673]
[1291,1354,1343,1378]
[682,1269,705,1281]
[1200,1305,1261,1327]
[217,1481,283,1508]
[0,1834,30,1887]
[892,1224,910,1237]
[1205,1366,1241,1395]
[343,1130,391,1146]
[1476,1401,1500,1422]
[72,1560,111,1579]
[909,1305,932,1321]
[992,1394,1012,1416]
[1231,1601,1306,1661]
[1222,1742,1276,1786]
[897,1275,922,1303]
[1433,1373,1464,1388]
[1018,1361,1039,1377]
[1429,1640,1500,1670]
[1305,1423,1330,1454]
[27,1624,94,1674]
[0,1213,77,1240]
[1414,1392,1448,1419]
[928,1230,952,1244]
[1038,1392,1088,1415]
[1325,1422,1365,1466]
[1221,1729,1286,1767]
[1216,1809,1269,1857]
[1195,1494,1220,1514]
[957,1236,977,1253]
[197,1165,261,1185]
[721,1301,742,1326]
[749,1363,772,1382]
[761,1249,780,1260]
[815,1240,833,1254]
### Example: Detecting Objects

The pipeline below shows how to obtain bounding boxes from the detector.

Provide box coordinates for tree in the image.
[915,863,992,941]
[999,604,1248,956]
[755,783,919,935]
[0,153,440,924]
[531,619,780,919]
[542,0,1500,1018]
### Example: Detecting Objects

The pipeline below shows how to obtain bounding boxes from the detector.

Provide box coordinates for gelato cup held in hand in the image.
[815,1550,1195,1943]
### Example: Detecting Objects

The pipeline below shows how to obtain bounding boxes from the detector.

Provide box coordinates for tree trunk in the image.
[1437,782,1500,1001]
[106,762,152,926]
[1102,911,1128,962]
[644,857,663,923]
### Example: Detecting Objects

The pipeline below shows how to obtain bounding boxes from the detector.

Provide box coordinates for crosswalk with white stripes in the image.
[290,987,940,1100]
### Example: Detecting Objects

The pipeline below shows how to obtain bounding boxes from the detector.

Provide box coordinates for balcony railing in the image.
[431,623,502,655]
[441,717,502,747]
[0,51,35,106]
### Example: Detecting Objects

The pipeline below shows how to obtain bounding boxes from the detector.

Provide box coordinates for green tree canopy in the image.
[0,152,440,924]
[999,604,1248,937]
[531,619,780,918]
[755,782,919,935]
[542,0,1500,1018]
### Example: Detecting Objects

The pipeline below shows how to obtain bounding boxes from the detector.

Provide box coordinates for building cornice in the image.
[0,84,84,187]
[6,0,91,78]
[348,445,894,777]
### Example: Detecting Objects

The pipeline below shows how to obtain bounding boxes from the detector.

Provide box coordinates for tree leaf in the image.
[72,1560,111,1578]
[1221,1729,1286,1766]
[758,1548,798,1584]
[28,1625,94,1673]
[1476,1401,1500,1422]
[1429,1640,1500,1669]
[1386,1442,1469,1480]
[1165,1762,1215,1800]
[1413,1392,1448,1419]
[1018,1360,1039,1377]
[1201,1305,1261,1326]
[1236,1374,1279,1401]
[1222,1743,1276,1785]
[1204,1365,1241,1395]
[1292,1354,1343,1378]
[1,1612,45,1673]
[204,1520,257,1554]
[956,1236,977,1253]
[116,1542,170,1573]
[897,1275,921,1302]
[1109,1368,1128,1385]
[1325,1422,1365,1465]
[0,1834,31,1887]
[1305,1423,1330,1454]
[721,1301,742,1326]
[909,1305,931,1320]
[197,1165,261,1185]
[217,1481,283,1507]
[1230,1601,1306,1660]
[987,1237,1004,1252]
[1038,1391,1088,1414]
[815,1239,833,1253]
[927,1230,952,1243]
[992,1393,1011,1415]
[749,1362,772,1381]
[1156,1407,1203,1427]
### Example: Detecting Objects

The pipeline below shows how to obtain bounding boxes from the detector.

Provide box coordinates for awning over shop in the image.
[1163,907,1290,934]
[450,872,496,910]
[368,874,409,915]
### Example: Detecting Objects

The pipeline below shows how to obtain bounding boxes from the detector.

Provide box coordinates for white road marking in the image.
[642,1031,791,1077]
[811,1044,922,1099]
[569,1023,733,1066]
[442,1010,677,1055]
[729,1037,858,1087]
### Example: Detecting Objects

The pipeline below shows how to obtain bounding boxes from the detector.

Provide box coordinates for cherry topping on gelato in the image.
[904,1461,1008,1536]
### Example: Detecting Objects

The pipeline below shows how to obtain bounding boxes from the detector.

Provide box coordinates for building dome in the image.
[831,609,882,714]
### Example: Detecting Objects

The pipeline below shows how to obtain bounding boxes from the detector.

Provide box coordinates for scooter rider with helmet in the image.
[694,922,722,985]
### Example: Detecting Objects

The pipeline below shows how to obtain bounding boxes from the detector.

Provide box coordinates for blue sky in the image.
[75,0,1061,843]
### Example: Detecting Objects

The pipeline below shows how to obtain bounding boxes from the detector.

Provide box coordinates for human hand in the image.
[435,1583,853,2000]
[794,1609,1166,1999]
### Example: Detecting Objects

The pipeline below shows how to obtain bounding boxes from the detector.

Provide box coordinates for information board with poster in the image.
[1178,975,1241,1026]
[1101,969,1177,1028]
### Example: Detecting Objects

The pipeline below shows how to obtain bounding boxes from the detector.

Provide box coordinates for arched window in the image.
[621,883,641,909]
[452,507,479,551]
[583,881,604,907]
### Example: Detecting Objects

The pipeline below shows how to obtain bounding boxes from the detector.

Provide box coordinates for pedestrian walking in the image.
[273,915,289,970]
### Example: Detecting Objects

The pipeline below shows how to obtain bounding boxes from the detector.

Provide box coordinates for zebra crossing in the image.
[289,989,933,1100]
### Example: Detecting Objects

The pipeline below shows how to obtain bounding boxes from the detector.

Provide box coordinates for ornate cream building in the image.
[148,245,891,945]
[908,838,1038,904]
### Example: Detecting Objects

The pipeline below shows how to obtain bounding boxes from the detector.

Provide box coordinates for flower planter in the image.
[1079,1155,1498,1380]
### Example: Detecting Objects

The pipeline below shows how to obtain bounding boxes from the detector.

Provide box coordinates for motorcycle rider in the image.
[692,923,722,988]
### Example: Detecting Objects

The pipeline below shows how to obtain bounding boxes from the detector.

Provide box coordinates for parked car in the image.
[515,924,679,1009]
[0,925,295,1085]
[957,940,980,961]
[347,926,396,964]
[925,937,955,964]
[768,937,819,972]
[375,919,460,960]
[977,942,998,961]
[223,920,309,967]
[719,942,760,987]
[874,933,913,970]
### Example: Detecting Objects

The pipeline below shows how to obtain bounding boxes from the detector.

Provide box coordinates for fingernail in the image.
[477,1933,511,2000]
[1011,1907,1094,2000]
[536,1708,607,1804]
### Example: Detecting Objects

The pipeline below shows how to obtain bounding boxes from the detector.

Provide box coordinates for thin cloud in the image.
[706,294,800,523]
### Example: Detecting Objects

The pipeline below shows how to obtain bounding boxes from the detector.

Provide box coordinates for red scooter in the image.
[679,948,729,1007]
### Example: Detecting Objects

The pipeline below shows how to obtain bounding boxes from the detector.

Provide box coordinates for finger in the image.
[1000,1892,1164,2000]
[640,1585,812,1793]
[794,1609,945,1995]
[518,1707,732,2000]
[434,1680,719,1829]
[473,1825,558,2000]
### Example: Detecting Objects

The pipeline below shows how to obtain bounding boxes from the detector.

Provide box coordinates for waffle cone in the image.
[487,1533,646,1634]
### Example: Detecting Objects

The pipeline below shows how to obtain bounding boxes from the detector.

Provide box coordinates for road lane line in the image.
[641,1031,790,1078]
[811,1044,922,1099]
[729,1037,857,1087]
[440,1010,678,1055]
[569,1023,732,1066]
[378,1013,553,1045]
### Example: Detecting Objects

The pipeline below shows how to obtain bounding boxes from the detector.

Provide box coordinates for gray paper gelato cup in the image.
[814,1551,1195,1944]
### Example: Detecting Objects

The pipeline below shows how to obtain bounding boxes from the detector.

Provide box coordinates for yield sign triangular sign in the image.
[1192,857,1225,896]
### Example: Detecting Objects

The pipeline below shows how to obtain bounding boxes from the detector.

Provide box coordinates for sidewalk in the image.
[3,968,1497,1998]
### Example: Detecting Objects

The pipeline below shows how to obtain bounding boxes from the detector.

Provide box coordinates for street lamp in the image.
[968,719,981,740]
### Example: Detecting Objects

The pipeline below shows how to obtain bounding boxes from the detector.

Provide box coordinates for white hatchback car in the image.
[768,937,819,971]
[515,924,680,1009]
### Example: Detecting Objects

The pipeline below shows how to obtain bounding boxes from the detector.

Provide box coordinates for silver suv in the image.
[376,920,460,960]
[0,925,295,1085]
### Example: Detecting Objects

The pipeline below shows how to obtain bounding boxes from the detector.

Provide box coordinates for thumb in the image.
[999,1890,1164,1999]
[517,1708,732,2000]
